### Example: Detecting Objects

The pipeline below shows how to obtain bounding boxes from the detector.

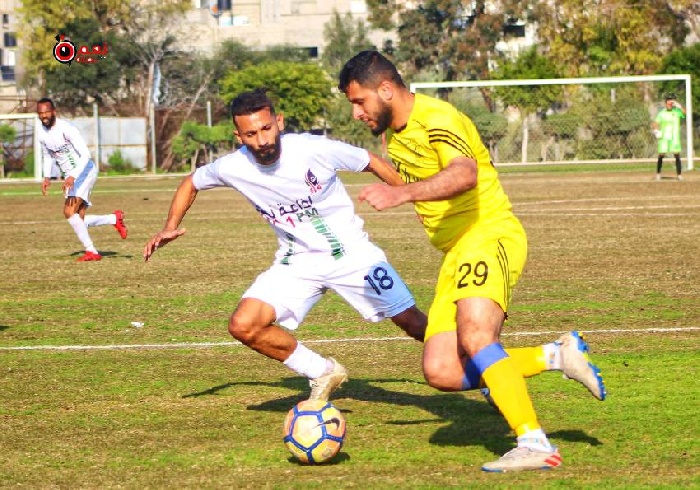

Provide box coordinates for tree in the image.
[322,11,375,78]
[42,18,140,113]
[0,124,17,178]
[219,61,334,132]
[158,42,318,171]
[492,47,562,163]
[571,93,652,160]
[254,44,314,63]
[365,0,529,81]
[531,0,693,77]
[16,0,93,92]
[658,42,700,124]
[324,96,384,154]
[492,48,562,112]
[170,121,235,170]
[17,0,190,113]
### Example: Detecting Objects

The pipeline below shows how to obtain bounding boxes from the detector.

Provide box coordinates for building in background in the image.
[0,0,21,112]
[185,0,393,57]
[0,0,393,112]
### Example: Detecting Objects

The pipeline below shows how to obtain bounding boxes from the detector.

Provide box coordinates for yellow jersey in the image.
[388,93,514,252]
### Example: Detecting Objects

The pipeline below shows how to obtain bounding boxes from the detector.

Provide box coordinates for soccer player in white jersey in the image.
[38,98,128,261]
[143,88,427,401]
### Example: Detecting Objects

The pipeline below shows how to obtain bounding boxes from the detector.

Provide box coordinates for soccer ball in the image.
[283,399,346,464]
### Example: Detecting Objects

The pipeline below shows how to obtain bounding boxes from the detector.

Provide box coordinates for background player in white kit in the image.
[38,98,127,261]
[144,89,427,401]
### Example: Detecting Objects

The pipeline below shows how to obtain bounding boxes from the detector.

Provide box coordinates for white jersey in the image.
[192,133,372,264]
[39,118,92,179]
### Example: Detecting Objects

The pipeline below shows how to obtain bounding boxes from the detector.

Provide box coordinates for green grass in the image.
[1,171,699,488]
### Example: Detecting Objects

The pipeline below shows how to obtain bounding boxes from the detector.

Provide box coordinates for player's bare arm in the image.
[359,156,477,211]
[143,174,198,261]
[363,151,405,186]
[674,101,686,115]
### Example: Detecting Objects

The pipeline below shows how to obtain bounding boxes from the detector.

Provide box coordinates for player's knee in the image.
[228,314,262,343]
[458,325,500,358]
[423,357,459,391]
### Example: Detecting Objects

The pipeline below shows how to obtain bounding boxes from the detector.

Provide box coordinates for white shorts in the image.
[242,243,415,330]
[66,159,98,207]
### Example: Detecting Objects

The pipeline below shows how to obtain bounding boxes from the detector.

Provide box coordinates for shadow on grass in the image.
[69,250,134,259]
[0,325,8,331]
[184,376,601,456]
[284,452,351,466]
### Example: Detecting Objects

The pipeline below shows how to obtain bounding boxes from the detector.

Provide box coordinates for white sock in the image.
[518,429,554,452]
[283,343,329,379]
[67,214,97,253]
[84,213,116,227]
[543,342,561,370]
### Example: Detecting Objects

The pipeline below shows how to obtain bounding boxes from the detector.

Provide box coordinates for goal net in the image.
[411,74,695,171]
[0,113,43,180]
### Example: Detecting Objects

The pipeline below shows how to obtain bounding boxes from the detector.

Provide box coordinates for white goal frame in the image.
[411,74,695,170]
[0,113,43,180]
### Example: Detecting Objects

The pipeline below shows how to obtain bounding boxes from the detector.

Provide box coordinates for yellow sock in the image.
[505,346,547,378]
[473,346,546,390]
[475,344,540,436]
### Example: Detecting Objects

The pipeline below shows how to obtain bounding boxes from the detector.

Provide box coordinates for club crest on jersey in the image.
[305,169,322,193]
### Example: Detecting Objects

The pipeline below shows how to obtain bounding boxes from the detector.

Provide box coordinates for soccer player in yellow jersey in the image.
[339,50,606,472]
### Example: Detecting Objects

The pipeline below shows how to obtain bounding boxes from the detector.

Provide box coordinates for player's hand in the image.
[62,176,75,193]
[41,178,50,196]
[143,228,187,262]
[358,182,409,211]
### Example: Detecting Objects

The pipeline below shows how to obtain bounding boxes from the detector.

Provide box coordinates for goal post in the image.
[0,113,43,181]
[410,74,695,171]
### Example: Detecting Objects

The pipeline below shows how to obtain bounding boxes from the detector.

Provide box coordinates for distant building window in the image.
[3,33,16,47]
[2,14,9,26]
[305,47,318,59]
[3,49,14,66]
[1,65,15,81]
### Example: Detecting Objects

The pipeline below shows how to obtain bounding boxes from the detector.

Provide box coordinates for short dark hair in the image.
[230,88,276,121]
[37,97,55,109]
[338,50,405,93]
[665,94,676,101]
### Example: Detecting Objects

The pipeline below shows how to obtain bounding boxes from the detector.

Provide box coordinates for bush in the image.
[107,149,138,174]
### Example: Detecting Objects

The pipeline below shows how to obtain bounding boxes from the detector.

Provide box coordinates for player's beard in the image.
[252,132,282,165]
[370,101,393,137]
[41,114,56,128]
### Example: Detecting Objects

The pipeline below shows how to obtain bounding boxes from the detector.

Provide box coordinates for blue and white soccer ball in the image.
[283,399,346,464]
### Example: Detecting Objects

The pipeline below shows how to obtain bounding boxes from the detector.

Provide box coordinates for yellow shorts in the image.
[425,215,528,341]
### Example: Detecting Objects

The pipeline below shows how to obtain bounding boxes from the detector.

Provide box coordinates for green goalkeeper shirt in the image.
[655,107,684,144]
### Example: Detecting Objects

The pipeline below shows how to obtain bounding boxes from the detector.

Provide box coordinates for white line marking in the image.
[1,327,697,352]
[516,196,694,206]
[0,188,180,197]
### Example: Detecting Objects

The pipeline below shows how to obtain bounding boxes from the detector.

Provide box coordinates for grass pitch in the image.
[1,170,699,488]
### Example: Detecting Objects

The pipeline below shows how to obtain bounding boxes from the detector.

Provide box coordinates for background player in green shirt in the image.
[652,95,686,181]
